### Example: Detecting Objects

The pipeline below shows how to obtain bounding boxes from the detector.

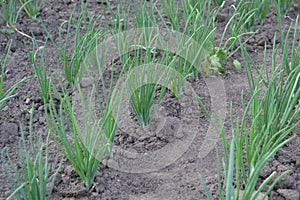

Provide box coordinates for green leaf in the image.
[233,59,241,70]
[210,54,222,69]
[216,48,228,66]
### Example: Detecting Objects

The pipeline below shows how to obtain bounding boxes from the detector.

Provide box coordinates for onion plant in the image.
[161,0,181,31]
[275,0,294,15]
[1,0,19,26]
[242,33,300,139]
[0,0,40,26]
[44,3,103,86]
[197,20,299,199]
[158,0,216,78]
[133,0,156,28]
[103,0,130,33]
[0,40,28,110]
[127,49,167,127]
[196,77,296,199]
[160,0,254,76]
[183,0,217,75]
[213,0,225,6]
[19,0,43,19]
[46,78,117,188]
[275,4,300,75]
[235,0,271,30]
[25,41,50,103]
[1,103,62,200]
[129,82,158,127]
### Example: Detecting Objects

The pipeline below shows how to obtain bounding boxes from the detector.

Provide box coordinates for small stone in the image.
[156,117,180,142]
[2,106,8,112]
[101,158,107,166]
[33,116,39,123]
[271,160,281,170]
[91,192,98,197]
[277,189,300,200]
[257,37,266,46]
[39,116,45,123]
[148,137,156,143]
[38,105,44,111]
[138,135,150,141]
[25,98,31,104]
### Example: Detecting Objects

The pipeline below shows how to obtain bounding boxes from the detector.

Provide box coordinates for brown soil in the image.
[0,1,299,200]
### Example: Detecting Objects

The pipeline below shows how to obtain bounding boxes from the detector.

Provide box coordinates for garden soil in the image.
[0,0,299,199]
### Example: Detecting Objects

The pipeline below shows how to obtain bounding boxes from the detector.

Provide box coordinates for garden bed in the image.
[0,0,299,199]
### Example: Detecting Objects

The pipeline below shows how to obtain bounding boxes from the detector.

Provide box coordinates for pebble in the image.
[25,98,31,104]
[101,158,108,166]
[38,105,44,111]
